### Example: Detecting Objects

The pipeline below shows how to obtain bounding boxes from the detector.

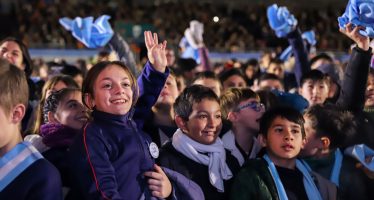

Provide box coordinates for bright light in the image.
[213,16,219,23]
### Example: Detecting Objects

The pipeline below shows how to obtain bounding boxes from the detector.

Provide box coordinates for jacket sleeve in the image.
[108,33,138,76]
[336,47,372,112]
[69,125,124,200]
[287,28,311,86]
[134,61,169,129]
[311,172,338,200]
[162,167,205,200]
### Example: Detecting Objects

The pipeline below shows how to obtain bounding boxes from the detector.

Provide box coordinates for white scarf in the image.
[172,128,232,192]
[221,130,261,166]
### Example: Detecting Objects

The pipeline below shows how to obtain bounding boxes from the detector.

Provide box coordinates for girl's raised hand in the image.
[144,31,168,72]
[144,164,172,198]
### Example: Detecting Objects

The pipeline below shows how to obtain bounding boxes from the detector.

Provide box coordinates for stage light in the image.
[213,16,219,23]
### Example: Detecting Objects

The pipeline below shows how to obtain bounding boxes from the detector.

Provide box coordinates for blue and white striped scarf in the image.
[0,142,43,191]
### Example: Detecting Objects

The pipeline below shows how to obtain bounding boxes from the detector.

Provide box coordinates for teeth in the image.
[111,99,126,104]
[77,117,88,121]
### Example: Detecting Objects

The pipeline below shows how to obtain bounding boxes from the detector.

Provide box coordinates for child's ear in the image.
[298,87,303,95]
[84,93,95,109]
[258,134,267,147]
[320,136,331,149]
[227,111,238,122]
[175,115,188,133]
[47,111,59,124]
[301,137,307,149]
[10,104,26,123]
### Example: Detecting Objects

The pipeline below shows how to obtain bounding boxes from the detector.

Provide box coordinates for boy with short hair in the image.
[299,69,330,107]
[158,85,240,200]
[0,59,62,199]
[192,71,222,97]
[219,68,247,91]
[256,73,284,91]
[231,106,336,200]
[301,104,374,200]
[220,88,264,166]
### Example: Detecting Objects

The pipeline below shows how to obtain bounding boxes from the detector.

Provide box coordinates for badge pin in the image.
[149,142,159,159]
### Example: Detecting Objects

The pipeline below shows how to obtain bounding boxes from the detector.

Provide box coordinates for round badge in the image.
[149,142,159,159]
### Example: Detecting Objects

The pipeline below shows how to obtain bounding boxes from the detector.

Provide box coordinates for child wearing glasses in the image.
[231,106,337,200]
[220,88,265,166]
[158,85,240,200]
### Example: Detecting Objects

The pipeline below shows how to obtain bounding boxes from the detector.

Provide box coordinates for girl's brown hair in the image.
[31,75,79,134]
[82,61,139,109]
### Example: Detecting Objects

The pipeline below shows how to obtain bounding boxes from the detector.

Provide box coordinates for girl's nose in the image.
[114,84,125,94]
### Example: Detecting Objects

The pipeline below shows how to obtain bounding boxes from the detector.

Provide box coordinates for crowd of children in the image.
[1,2,374,200]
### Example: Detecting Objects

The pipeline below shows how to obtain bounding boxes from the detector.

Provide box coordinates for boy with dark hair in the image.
[256,73,284,91]
[220,88,264,166]
[0,59,62,199]
[267,58,298,92]
[158,85,240,200]
[299,69,330,106]
[219,68,247,91]
[192,71,222,96]
[301,104,374,200]
[231,106,336,200]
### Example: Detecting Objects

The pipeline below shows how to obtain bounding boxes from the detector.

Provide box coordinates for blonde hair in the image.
[0,59,28,117]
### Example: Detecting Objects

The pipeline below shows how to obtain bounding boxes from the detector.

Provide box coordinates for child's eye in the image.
[198,115,208,119]
[274,127,283,133]
[69,102,77,108]
[122,82,131,88]
[102,83,112,89]
[291,129,300,134]
[215,114,222,119]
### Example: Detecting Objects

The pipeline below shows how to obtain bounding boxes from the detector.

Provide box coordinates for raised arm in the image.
[134,31,169,128]
[286,28,311,86]
[336,23,372,112]
[107,33,138,76]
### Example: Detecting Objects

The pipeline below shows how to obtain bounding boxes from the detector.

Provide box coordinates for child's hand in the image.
[340,22,370,51]
[144,164,172,198]
[144,31,168,72]
[356,156,374,179]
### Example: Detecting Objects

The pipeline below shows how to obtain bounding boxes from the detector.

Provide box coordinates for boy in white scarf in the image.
[231,106,337,200]
[158,85,240,200]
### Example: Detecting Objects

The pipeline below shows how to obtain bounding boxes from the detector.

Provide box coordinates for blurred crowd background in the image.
[0,0,351,53]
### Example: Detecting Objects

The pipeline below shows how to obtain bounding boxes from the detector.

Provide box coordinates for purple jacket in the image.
[68,62,170,200]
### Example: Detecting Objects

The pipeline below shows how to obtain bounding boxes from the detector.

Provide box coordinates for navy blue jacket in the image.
[68,62,169,200]
[0,159,62,200]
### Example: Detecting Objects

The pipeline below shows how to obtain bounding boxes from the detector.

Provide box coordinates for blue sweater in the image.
[0,159,62,200]
[68,62,169,200]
